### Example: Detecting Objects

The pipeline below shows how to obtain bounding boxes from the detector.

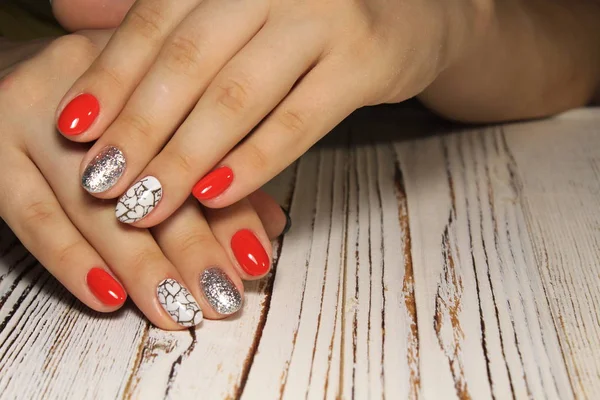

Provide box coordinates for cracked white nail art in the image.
[157,278,203,327]
[115,176,162,223]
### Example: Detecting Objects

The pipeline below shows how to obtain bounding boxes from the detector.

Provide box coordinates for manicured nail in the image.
[86,267,126,306]
[280,207,292,236]
[82,146,126,193]
[115,176,162,223]
[157,278,203,327]
[57,93,99,136]
[200,267,243,315]
[231,229,270,276]
[192,166,233,201]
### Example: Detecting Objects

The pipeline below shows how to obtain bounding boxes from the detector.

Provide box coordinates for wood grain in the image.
[1,106,598,399]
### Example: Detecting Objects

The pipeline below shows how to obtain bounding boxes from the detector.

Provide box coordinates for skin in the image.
[0,31,287,330]
[51,0,600,230]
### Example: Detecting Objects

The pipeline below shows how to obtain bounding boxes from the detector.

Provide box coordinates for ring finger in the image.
[29,135,203,330]
[0,151,126,311]
[78,0,269,196]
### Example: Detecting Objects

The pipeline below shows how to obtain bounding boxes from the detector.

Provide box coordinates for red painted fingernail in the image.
[57,93,100,136]
[192,166,233,201]
[86,267,126,306]
[231,229,270,276]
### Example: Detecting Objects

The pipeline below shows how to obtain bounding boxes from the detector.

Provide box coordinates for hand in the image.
[1,31,288,330]
[55,0,489,227]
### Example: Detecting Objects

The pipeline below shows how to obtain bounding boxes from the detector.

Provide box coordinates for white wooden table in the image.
[1,104,599,399]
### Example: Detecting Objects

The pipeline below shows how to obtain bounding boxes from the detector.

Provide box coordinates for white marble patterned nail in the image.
[115,176,162,223]
[157,278,203,327]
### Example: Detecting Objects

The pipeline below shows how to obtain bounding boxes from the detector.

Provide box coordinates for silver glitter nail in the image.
[200,268,242,315]
[82,146,126,193]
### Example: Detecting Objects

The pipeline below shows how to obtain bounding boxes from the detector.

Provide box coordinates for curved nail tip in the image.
[200,268,243,315]
[192,166,234,201]
[86,267,127,306]
[82,146,126,193]
[280,206,292,236]
[157,278,203,327]
[115,176,162,224]
[231,229,270,276]
[57,93,100,136]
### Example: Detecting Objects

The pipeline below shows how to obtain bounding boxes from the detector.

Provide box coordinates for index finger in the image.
[55,0,198,140]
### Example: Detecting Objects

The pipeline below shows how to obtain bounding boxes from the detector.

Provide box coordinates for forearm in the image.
[419,0,600,123]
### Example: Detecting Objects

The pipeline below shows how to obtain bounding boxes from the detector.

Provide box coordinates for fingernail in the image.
[82,146,126,193]
[200,267,243,315]
[280,207,292,236]
[58,93,100,136]
[157,278,203,327]
[115,176,162,223]
[86,267,126,306]
[231,229,270,276]
[192,166,233,201]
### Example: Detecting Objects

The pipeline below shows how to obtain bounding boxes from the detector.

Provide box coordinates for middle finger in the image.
[115,19,323,226]
[80,0,269,196]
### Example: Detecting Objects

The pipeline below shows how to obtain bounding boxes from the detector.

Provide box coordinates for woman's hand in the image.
[54,0,490,226]
[1,31,288,330]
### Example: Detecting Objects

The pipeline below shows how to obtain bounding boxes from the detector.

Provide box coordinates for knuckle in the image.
[275,108,308,137]
[214,75,253,116]
[95,63,126,91]
[128,248,165,275]
[165,148,197,175]
[163,35,204,77]
[119,113,156,142]
[0,68,42,111]
[243,142,269,171]
[55,239,88,265]
[47,34,98,64]
[175,230,214,255]
[126,5,166,44]
[21,200,58,227]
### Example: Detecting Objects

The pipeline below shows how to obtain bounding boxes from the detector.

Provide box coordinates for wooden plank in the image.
[0,106,598,399]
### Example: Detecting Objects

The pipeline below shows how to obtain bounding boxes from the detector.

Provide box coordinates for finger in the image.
[203,199,272,280]
[79,0,268,196]
[247,190,290,239]
[29,133,203,330]
[115,20,323,226]
[0,151,126,311]
[55,0,199,139]
[151,198,244,319]
[196,58,363,208]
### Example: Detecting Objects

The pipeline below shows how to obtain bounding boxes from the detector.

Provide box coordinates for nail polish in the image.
[192,166,233,201]
[157,278,203,327]
[58,93,100,136]
[280,207,292,236]
[231,229,270,276]
[200,267,242,315]
[115,176,162,223]
[86,267,126,306]
[82,146,126,193]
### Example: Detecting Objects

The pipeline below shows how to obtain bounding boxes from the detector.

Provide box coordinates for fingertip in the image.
[231,229,271,278]
[192,166,234,202]
[86,267,127,307]
[56,93,100,138]
[247,190,289,239]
